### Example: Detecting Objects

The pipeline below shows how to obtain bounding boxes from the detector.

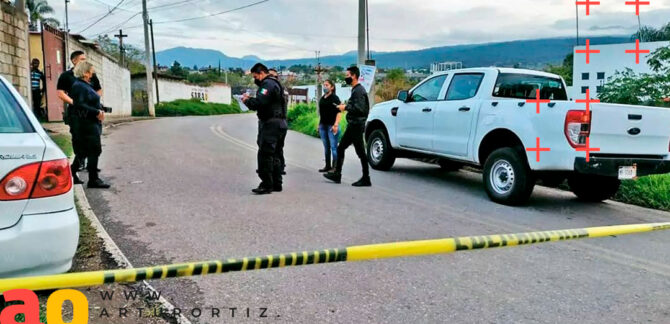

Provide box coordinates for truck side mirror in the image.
[397,90,409,102]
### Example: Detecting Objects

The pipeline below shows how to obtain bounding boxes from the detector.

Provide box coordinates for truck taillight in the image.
[565,110,591,148]
[0,159,72,201]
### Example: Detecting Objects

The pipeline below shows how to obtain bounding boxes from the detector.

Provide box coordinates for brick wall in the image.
[0,1,30,100]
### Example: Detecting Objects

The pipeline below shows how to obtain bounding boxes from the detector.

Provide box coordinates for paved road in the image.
[84,114,670,323]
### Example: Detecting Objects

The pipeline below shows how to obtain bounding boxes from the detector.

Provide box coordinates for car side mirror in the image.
[397,90,409,102]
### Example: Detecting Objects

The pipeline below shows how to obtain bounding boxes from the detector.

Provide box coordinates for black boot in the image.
[252,183,273,195]
[318,164,331,173]
[73,173,84,185]
[352,176,372,187]
[88,178,111,189]
[323,172,341,184]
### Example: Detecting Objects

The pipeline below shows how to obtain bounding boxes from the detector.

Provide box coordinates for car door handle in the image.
[422,108,432,112]
[458,106,471,112]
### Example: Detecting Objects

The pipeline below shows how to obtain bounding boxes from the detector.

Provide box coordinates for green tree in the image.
[632,23,670,42]
[375,68,414,103]
[26,0,59,31]
[598,46,670,107]
[95,35,145,73]
[545,53,573,86]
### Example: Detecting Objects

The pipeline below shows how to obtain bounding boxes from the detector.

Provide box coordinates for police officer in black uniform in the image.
[242,63,288,194]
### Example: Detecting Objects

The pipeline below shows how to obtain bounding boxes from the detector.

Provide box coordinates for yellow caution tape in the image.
[1,222,669,293]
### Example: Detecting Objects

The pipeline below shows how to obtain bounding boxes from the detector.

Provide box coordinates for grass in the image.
[287,103,347,138]
[155,98,242,117]
[287,103,670,212]
[614,174,670,211]
[50,133,73,158]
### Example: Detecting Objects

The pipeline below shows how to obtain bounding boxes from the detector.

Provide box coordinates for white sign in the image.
[358,64,376,93]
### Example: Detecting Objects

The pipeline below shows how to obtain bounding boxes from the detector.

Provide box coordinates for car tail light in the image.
[0,162,40,201]
[0,159,72,201]
[565,110,591,148]
[31,159,72,199]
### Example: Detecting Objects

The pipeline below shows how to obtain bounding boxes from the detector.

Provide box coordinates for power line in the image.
[153,0,269,24]
[79,0,128,33]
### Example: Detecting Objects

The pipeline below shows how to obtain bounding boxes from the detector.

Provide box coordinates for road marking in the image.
[209,123,670,278]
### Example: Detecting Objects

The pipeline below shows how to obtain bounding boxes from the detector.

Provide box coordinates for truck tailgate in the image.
[589,103,670,156]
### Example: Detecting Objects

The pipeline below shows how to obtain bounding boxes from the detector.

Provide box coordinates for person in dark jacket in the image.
[242,63,288,194]
[69,61,110,189]
[324,66,371,187]
[57,51,103,175]
[317,80,342,172]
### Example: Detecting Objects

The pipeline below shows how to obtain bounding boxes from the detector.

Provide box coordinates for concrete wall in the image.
[133,77,232,106]
[101,55,131,116]
[0,1,30,101]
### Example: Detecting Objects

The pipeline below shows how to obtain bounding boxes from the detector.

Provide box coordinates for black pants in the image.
[71,124,102,181]
[257,119,288,188]
[32,90,43,119]
[335,121,369,177]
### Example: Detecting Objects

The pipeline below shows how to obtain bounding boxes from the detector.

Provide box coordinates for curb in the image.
[74,185,193,324]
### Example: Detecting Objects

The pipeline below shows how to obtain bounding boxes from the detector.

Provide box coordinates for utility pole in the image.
[575,3,580,46]
[64,0,70,67]
[114,29,128,67]
[142,0,155,116]
[357,0,366,65]
[149,20,160,104]
[315,51,326,103]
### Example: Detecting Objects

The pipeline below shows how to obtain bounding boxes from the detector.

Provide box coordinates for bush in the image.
[287,103,347,138]
[155,98,242,117]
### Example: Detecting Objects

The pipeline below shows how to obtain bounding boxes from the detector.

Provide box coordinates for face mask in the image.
[323,86,330,93]
[254,78,262,86]
[345,77,353,85]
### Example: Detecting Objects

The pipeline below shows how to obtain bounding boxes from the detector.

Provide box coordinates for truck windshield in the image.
[0,81,32,133]
[492,73,568,100]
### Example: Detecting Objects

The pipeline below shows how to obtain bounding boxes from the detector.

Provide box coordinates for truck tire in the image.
[568,175,621,202]
[438,159,463,172]
[367,129,396,171]
[483,147,535,205]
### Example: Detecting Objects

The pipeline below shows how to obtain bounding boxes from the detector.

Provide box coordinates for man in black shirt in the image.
[30,58,46,119]
[324,66,372,187]
[57,51,103,182]
[242,63,288,194]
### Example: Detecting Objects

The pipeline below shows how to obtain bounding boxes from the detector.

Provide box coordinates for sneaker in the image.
[352,176,372,187]
[323,172,341,184]
[88,178,111,189]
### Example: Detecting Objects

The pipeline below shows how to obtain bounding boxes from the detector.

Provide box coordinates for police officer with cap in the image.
[242,63,288,194]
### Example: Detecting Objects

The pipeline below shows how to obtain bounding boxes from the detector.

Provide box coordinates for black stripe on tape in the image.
[192,264,203,276]
[222,260,243,273]
[260,257,269,269]
[271,255,280,268]
[135,270,147,281]
[104,273,115,284]
[207,262,219,274]
[152,267,163,279]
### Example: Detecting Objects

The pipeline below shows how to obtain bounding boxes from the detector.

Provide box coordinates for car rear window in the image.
[492,73,568,100]
[0,81,33,133]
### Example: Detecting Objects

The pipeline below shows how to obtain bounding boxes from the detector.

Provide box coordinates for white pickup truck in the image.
[365,67,670,205]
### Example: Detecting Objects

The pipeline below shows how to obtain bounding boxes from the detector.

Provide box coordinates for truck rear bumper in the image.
[574,156,670,177]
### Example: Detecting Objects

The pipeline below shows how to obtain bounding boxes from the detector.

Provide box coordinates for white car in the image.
[366,68,670,205]
[0,76,79,278]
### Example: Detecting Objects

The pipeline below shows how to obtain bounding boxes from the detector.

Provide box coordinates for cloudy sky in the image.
[48,0,670,59]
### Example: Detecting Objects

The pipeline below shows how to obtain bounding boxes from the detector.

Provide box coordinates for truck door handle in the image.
[518,102,526,107]
[548,102,556,108]
[458,106,471,112]
[422,108,432,112]
[491,102,499,107]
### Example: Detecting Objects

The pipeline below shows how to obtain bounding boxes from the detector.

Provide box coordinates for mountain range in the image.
[155,36,631,70]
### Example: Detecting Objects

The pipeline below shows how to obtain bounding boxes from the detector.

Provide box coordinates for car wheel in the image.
[438,159,462,172]
[483,147,535,205]
[568,175,621,202]
[367,129,396,171]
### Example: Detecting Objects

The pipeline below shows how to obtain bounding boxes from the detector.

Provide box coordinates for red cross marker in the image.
[575,88,599,114]
[575,137,600,162]
[625,39,650,64]
[575,39,600,64]
[576,0,600,15]
[625,0,650,15]
[526,89,550,114]
[526,137,551,162]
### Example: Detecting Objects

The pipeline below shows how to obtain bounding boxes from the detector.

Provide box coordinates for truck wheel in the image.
[438,159,462,172]
[367,129,396,171]
[568,175,621,202]
[483,147,535,205]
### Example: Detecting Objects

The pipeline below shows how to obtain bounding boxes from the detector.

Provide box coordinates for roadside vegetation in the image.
[287,103,348,138]
[155,98,242,117]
